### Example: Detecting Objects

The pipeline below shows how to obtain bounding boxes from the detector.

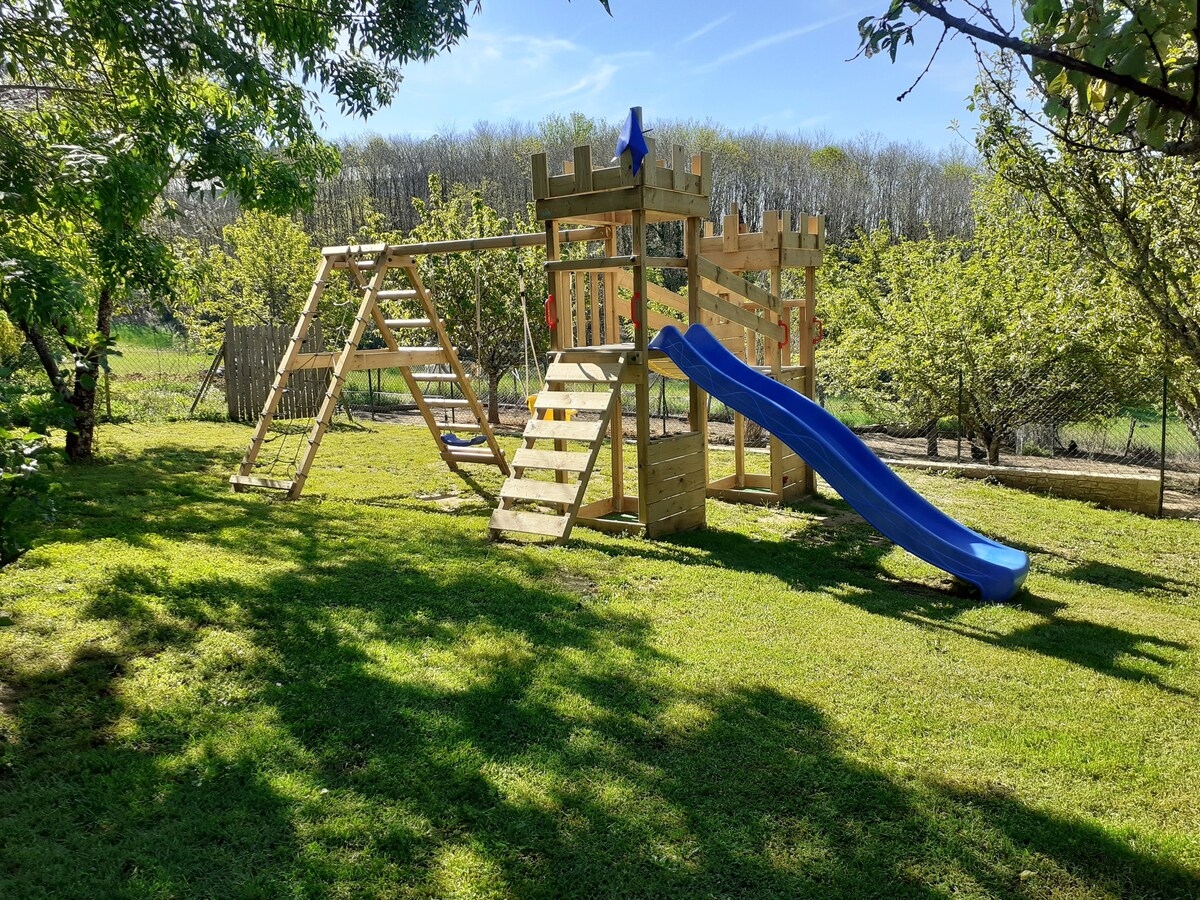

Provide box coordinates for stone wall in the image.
[885,459,1161,515]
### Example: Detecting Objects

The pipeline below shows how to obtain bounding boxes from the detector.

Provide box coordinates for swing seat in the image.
[442,434,488,447]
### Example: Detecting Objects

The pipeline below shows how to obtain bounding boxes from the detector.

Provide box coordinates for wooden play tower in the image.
[230,110,824,544]
[490,120,824,541]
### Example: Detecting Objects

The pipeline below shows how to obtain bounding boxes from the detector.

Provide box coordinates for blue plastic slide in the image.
[650,325,1029,602]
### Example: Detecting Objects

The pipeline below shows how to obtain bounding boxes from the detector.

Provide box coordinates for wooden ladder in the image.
[488,351,627,541]
[387,259,509,476]
[231,249,508,498]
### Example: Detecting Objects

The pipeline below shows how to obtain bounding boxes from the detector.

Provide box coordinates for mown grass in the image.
[2,421,1198,898]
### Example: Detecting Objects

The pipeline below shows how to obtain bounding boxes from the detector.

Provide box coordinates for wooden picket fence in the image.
[224,319,325,423]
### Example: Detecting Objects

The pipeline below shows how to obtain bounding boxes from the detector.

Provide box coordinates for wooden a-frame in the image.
[231,245,509,498]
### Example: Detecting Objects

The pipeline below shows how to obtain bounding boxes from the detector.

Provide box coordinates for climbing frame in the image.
[230,244,508,497]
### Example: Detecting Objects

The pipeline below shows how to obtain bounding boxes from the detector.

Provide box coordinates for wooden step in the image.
[377,289,419,301]
[489,508,570,538]
[533,391,613,412]
[447,448,502,464]
[499,479,581,505]
[438,422,483,432]
[410,372,459,383]
[524,419,605,442]
[545,362,624,384]
[425,397,471,409]
[229,474,294,491]
[512,449,593,473]
[384,318,436,329]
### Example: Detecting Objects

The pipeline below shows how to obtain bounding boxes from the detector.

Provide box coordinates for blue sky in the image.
[315,1,983,150]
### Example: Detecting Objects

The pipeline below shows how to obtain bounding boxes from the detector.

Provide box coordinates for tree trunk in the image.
[924,418,940,458]
[64,284,113,461]
[1175,382,1200,451]
[988,434,1002,466]
[487,370,500,425]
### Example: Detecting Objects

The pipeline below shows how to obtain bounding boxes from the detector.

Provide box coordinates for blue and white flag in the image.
[614,107,649,175]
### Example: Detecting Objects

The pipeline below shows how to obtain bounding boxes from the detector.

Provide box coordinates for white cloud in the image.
[536,64,620,104]
[693,10,864,74]
[681,14,731,44]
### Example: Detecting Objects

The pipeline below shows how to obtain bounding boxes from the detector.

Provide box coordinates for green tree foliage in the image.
[0,426,55,568]
[859,1,1200,155]
[0,311,21,365]
[175,211,319,351]
[0,0,476,460]
[976,82,1200,443]
[810,175,1141,464]
[407,176,546,424]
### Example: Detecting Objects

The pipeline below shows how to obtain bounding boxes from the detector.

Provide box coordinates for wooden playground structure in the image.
[232,114,824,542]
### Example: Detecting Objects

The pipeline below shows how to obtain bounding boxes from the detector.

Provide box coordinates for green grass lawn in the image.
[2,422,1199,898]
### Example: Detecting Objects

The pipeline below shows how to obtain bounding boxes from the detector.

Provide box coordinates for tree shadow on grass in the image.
[9,444,1198,895]
[1061,560,1194,597]
[6,528,1198,897]
[577,510,1193,697]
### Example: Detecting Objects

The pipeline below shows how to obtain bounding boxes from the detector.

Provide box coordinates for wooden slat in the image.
[613,271,689,315]
[646,432,704,464]
[499,479,582,504]
[229,474,294,491]
[377,290,419,301]
[445,448,502,464]
[648,452,706,483]
[425,398,471,409]
[545,256,637,272]
[523,419,605,442]
[544,362,623,383]
[697,256,782,313]
[512,449,593,473]
[532,153,549,199]
[384,318,434,329]
[612,299,679,332]
[697,290,785,342]
[290,348,449,370]
[410,372,460,383]
[438,422,483,432]
[647,489,706,520]
[489,508,570,538]
[533,391,613,412]
[573,145,593,192]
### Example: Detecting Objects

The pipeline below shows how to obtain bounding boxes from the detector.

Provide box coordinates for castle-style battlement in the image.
[532,139,711,226]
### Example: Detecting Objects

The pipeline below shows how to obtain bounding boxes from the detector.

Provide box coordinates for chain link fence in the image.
[97,317,1200,519]
[105,321,225,422]
[812,364,1200,520]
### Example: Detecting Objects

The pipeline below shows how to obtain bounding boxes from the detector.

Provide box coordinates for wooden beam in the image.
[289,348,449,371]
[545,255,637,272]
[697,290,785,342]
[696,256,782,313]
[324,226,608,260]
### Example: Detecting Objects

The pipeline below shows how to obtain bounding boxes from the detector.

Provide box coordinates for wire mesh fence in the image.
[105,322,225,422]
[809,363,1200,520]
[100,317,1200,519]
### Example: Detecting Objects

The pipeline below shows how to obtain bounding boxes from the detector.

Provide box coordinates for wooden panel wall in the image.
[225,320,325,423]
[645,431,707,537]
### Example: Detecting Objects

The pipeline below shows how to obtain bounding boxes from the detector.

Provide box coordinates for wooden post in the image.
[632,208,651,526]
[769,265,785,499]
[800,264,817,494]
[685,215,708,487]
[288,259,388,498]
[606,227,624,509]
[236,256,333,483]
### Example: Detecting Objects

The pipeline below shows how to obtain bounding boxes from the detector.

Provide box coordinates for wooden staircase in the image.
[488,350,628,541]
